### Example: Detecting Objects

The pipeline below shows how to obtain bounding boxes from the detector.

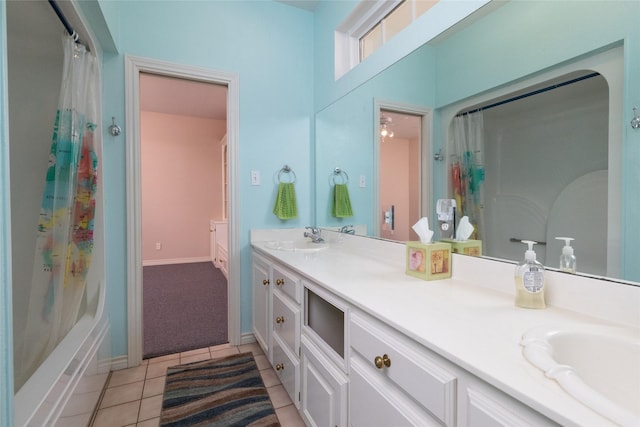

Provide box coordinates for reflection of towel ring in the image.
[278,165,296,183]
[331,168,349,185]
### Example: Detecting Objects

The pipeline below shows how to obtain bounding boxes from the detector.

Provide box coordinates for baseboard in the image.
[240,332,257,346]
[143,256,211,267]
[107,355,130,371]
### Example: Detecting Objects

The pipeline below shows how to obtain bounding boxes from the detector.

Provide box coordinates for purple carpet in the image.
[143,262,228,359]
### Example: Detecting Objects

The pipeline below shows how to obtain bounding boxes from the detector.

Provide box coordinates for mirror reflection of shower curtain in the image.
[16,36,99,390]
[449,111,485,240]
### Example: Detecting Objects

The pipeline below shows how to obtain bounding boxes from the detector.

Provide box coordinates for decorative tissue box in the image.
[405,241,452,281]
[441,239,482,257]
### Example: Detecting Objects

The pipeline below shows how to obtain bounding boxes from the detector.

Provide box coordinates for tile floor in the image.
[91,342,306,427]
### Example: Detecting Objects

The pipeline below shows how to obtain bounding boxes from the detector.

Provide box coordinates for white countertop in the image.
[251,228,640,426]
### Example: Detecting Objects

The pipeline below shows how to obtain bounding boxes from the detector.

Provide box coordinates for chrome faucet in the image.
[339,225,355,234]
[304,226,325,243]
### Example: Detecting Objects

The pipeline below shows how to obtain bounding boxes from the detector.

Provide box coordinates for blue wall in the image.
[96,0,315,357]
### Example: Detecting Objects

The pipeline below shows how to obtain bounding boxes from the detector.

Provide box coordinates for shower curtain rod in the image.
[48,0,79,42]
[458,72,600,116]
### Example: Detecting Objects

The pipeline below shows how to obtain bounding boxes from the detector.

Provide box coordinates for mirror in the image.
[314,1,636,283]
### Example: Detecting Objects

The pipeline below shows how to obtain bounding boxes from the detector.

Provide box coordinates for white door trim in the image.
[124,55,240,367]
[373,99,432,238]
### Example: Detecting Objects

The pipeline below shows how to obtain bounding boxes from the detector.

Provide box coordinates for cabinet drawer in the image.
[350,312,457,426]
[350,357,441,427]
[272,334,299,406]
[272,263,301,303]
[273,291,300,354]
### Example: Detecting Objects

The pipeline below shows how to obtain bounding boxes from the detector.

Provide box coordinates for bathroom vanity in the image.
[251,229,639,427]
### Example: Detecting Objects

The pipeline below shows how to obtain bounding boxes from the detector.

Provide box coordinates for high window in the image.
[360,1,438,61]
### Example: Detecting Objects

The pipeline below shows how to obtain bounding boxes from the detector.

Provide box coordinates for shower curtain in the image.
[16,36,98,390]
[449,111,485,240]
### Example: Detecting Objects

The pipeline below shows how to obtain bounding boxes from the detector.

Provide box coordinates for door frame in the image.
[125,56,240,367]
[373,99,432,238]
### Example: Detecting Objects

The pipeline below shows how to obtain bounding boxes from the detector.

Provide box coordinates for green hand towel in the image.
[273,182,298,220]
[332,183,354,218]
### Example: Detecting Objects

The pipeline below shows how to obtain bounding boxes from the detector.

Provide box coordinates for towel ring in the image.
[278,165,296,183]
[331,168,349,185]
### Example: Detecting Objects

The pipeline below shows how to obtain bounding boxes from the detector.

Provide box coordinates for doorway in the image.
[125,56,240,367]
[139,73,228,358]
[374,101,432,241]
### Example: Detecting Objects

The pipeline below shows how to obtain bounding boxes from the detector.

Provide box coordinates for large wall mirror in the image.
[314,1,637,283]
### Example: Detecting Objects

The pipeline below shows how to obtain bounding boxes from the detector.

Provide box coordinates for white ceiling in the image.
[381,111,422,140]
[139,73,228,120]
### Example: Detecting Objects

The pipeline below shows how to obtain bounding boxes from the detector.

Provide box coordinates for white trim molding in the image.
[125,56,240,368]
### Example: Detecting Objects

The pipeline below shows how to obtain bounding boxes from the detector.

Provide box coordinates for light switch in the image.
[251,170,261,186]
[359,175,366,188]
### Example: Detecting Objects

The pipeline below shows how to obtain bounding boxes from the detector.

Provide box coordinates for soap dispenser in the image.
[556,237,577,274]
[514,240,545,309]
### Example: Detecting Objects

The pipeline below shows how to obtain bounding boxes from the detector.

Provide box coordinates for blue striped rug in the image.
[160,352,280,426]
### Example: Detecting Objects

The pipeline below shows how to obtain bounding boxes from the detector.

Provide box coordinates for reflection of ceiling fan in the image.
[380,115,394,141]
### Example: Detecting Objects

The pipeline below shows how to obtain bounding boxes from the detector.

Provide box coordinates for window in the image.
[360,0,439,61]
[335,0,439,79]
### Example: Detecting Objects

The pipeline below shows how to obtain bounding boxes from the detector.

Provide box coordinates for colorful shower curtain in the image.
[16,36,99,389]
[449,111,485,240]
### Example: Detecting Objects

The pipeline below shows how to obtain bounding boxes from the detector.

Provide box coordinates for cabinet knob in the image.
[262,279,270,286]
[374,354,391,369]
[275,363,285,371]
[276,278,285,286]
[275,316,285,324]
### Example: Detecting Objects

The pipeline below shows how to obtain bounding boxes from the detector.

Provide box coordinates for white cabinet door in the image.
[458,374,558,427]
[252,254,271,359]
[300,335,347,427]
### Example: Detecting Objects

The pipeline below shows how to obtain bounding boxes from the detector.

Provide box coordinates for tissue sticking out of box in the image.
[455,216,474,241]
[412,217,434,244]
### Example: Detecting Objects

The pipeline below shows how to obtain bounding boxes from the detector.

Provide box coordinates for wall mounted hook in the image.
[434,148,444,162]
[109,116,121,136]
[631,107,640,130]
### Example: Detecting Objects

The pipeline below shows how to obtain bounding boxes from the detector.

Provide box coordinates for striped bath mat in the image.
[160,352,280,426]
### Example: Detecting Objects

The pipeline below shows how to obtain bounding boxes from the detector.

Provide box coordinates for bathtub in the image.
[13,279,111,427]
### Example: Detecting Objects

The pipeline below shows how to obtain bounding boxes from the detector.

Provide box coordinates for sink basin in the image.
[521,324,640,426]
[264,239,329,253]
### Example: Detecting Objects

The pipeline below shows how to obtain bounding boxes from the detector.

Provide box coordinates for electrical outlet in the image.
[155,242,161,250]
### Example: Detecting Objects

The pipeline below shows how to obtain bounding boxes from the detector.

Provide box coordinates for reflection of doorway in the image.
[125,57,240,367]
[139,73,228,357]
[375,102,431,241]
